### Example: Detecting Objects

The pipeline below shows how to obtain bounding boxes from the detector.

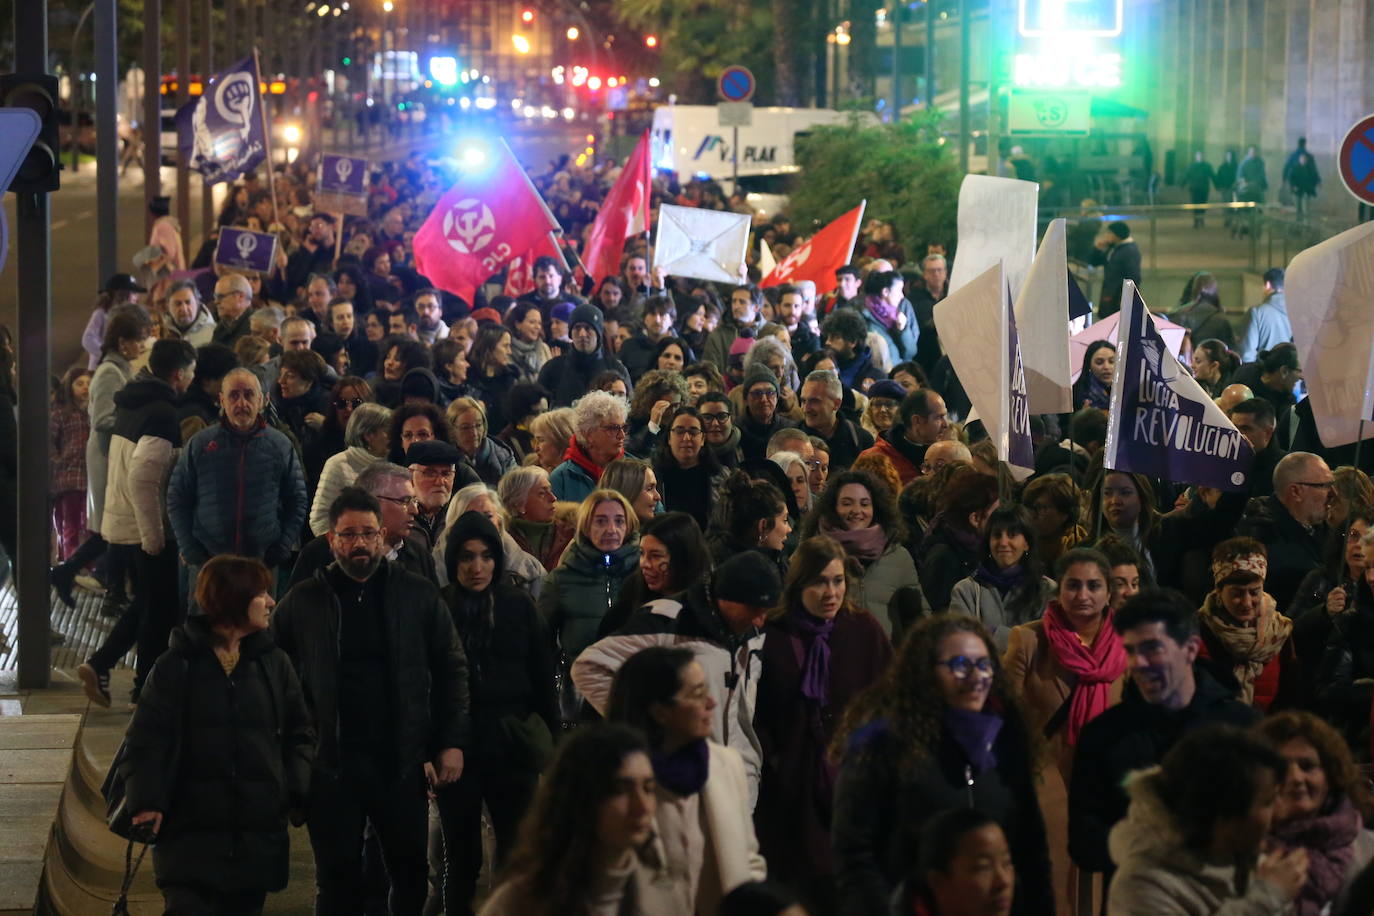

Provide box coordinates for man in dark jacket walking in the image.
[1088,220,1142,317]
[272,487,470,915]
[80,339,197,707]
[536,303,631,407]
[1235,451,1332,611]
[167,368,308,582]
[1069,589,1258,876]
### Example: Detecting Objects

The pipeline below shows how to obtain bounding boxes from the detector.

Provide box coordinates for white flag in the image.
[1014,218,1073,413]
[652,204,752,284]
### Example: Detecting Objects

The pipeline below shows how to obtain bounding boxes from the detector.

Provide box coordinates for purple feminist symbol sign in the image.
[317,154,370,216]
[1007,304,1036,474]
[1104,283,1255,491]
[175,55,267,186]
[215,227,278,273]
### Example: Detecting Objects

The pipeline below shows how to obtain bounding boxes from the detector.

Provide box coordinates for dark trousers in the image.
[162,883,266,915]
[434,764,538,916]
[89,546,182,691]
[307,760,430,916]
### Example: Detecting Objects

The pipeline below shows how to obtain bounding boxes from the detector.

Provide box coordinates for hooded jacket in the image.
[1107,768,1289,915]
[537,534,640,662]
[121,615,315,892]
[536,303,632,407]
[439,512,559,767]
[100,370,183,552]
[571,577,768,808]
[167,416,308,567]
[271,559,471,776]
[86,349,135,530]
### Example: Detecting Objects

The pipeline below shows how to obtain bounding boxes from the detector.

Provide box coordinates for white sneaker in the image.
[73,574,106,594]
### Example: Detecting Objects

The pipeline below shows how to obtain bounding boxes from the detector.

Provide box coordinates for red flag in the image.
[581,130,651,285]
[503,231,566,297]
[413,139,559,304]
[760,201,866,297]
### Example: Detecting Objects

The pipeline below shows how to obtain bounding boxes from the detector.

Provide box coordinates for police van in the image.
[650,105,875,218]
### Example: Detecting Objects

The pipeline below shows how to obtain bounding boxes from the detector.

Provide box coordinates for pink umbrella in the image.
[1069,311,1188,383]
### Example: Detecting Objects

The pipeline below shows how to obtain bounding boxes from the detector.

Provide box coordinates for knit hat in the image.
[742,366,779,398]
[405,439,464,467]
[868,380,906,402]
[713,551,782,607]
[399,367,441,404]
[551,302,577,324]
[730,336,755,360]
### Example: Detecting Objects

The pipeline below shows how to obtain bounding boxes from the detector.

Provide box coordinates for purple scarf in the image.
[1271,794,1363,916]
[785,607,836,707]
[943,706,1003,774]
[651,738,710,797]
[1084,372,1111,409]
[865,293,899,330]
[972,561,1026,595]
[820,519,888,564]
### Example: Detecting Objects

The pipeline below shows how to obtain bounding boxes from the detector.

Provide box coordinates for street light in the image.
[644,34,658,48]
[382,0,393,11]
[512,34,531,54]
[566,26,579,40]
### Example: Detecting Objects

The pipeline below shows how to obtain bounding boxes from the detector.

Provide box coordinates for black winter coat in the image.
[915,520,980,614]
[1235,495,1327,612]
[1313,583,1374,741]
[121,616,315,892]
[832,716,1054,916]
[271,561,471,776]
[1067,666,1258,874]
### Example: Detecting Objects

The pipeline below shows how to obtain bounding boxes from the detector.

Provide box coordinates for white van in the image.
[650,104,876,217]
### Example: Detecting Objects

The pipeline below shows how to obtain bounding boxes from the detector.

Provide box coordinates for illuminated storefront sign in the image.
[1014,0,1124,90]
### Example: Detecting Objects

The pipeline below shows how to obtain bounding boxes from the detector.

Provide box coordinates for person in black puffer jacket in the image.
[121,556,315,913]
[536,303,631,408]
[1314,559,1374,747]
[436,512,559,916]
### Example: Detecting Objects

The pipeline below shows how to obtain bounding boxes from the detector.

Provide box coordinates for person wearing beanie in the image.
[572,549,781,808]
[536,303,632,407]
[1089,219,1141,318]
[736,366,799,463]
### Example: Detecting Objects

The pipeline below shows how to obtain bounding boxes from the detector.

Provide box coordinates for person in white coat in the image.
[607,646,767,914]
[308,403,391,535]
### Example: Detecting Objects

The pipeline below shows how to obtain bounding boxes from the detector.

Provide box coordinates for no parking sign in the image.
[1338,113,1374,206]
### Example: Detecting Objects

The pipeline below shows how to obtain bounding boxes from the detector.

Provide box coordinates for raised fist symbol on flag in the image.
[773,242,812,281]
[443,199,497,255]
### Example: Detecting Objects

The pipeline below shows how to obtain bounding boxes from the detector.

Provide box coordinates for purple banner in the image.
[1007,303,1036,474]
[214,227,278,273]
[320,154,368,194]
[176,55,267,185]
[1105,283,1255,492]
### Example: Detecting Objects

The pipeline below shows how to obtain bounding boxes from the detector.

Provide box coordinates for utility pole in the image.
[94,0,118,282]
[890,2,901,121]
[958,0,970,173]
[143,0,161,239]
[13,0,54,689]
[925,0,936,112]
[176,0,191,261]
[201,0,214,240]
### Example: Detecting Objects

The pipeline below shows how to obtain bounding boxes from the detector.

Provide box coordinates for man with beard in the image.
[272,486,469,914]
[407,439,465,547]
[536,303,631,407]
[168,368,307,584]
[413,288,449,345]
[516,255,585,317]
[164,280,215,348]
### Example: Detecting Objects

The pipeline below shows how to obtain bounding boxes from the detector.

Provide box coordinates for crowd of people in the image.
[4,140,1372,916]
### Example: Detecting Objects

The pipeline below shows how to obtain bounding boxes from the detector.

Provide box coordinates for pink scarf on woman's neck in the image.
[1042,601,1125,746]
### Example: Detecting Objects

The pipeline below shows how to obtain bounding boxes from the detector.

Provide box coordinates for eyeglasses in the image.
[920,460,948,475]
[1028,502,1058,515]
[1295,480,1336,490]
[377,494,420,508]
[938,655,994,679]
[746,388,777,400]
[334,528,382,543]
[332,398,364,410]
[599,423,630,437]
[214,291,243,301]
[455,422,487,434]
[416,467,456,482]
[670,427,703,438]
[700,412,730,425]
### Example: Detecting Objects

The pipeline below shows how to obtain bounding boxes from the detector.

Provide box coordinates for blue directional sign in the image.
[0,108,43,274]
[717,66,756,103]
[1338,114,1374,206]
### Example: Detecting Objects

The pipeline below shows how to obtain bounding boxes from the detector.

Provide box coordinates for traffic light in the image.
[520,8,534,24]
[342,56,352,66]
[0,73,60,193]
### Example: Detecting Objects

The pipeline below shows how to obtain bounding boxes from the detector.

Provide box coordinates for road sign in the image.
[1338,114,1374,206]
[717,65,755,102]
[717,101,753,128]
[1008,91,1090,135]
[0,108,42,274]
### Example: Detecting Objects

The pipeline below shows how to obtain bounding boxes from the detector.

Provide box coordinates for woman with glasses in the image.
[652,405,725,531]
[755,537,892,913]
[550,391,630,503]
[309,403,393,536]
[1019,474,1086,571]
[600,512,710,638]
[446,397,517,487]
[1292,508,1373,699]
[831,614,1054,915]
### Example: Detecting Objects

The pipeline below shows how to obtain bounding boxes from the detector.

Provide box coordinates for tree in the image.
[788,112,960,257]
[615,0,775,104]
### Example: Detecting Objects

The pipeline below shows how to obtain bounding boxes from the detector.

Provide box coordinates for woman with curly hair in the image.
[625,368,689,457]
[831,614,1054,915]
[706,470,791,583]
[802,468,926,639]
[1258,711,1374,916]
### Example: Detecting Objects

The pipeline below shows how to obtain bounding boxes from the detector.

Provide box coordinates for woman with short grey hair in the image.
[527,407,577,473]
[308,403,391,535]
[500,465,574,572]
[550,391,630,503]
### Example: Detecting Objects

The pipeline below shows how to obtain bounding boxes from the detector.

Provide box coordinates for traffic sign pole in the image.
[717,66,756,197]
[1338,114,1374,207]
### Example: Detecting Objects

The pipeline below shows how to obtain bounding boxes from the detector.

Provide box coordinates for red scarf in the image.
[1042,601,1125,747]
[563,437,619,482]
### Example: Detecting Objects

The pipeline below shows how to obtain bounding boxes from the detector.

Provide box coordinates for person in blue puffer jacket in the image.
[168,368,308,581]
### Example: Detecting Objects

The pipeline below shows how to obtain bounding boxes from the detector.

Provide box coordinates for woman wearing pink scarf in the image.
[1003,547,1126,913]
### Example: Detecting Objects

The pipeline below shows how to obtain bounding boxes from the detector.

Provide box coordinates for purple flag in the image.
[215,227,278,273]
[176,55,267,185]
[1104,281,1255,491]
[1007,301,1036,475]
[316,154,370,216]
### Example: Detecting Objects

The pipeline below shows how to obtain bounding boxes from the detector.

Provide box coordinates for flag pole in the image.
[1358,420,1367,471]
[254,47,280,227]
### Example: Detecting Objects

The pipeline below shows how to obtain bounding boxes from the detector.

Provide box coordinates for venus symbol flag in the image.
[581,131,652,284]
[175,54,267,185]
[413,138,560,305]
[1103,281,1255,491]
[760,201,866,296]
